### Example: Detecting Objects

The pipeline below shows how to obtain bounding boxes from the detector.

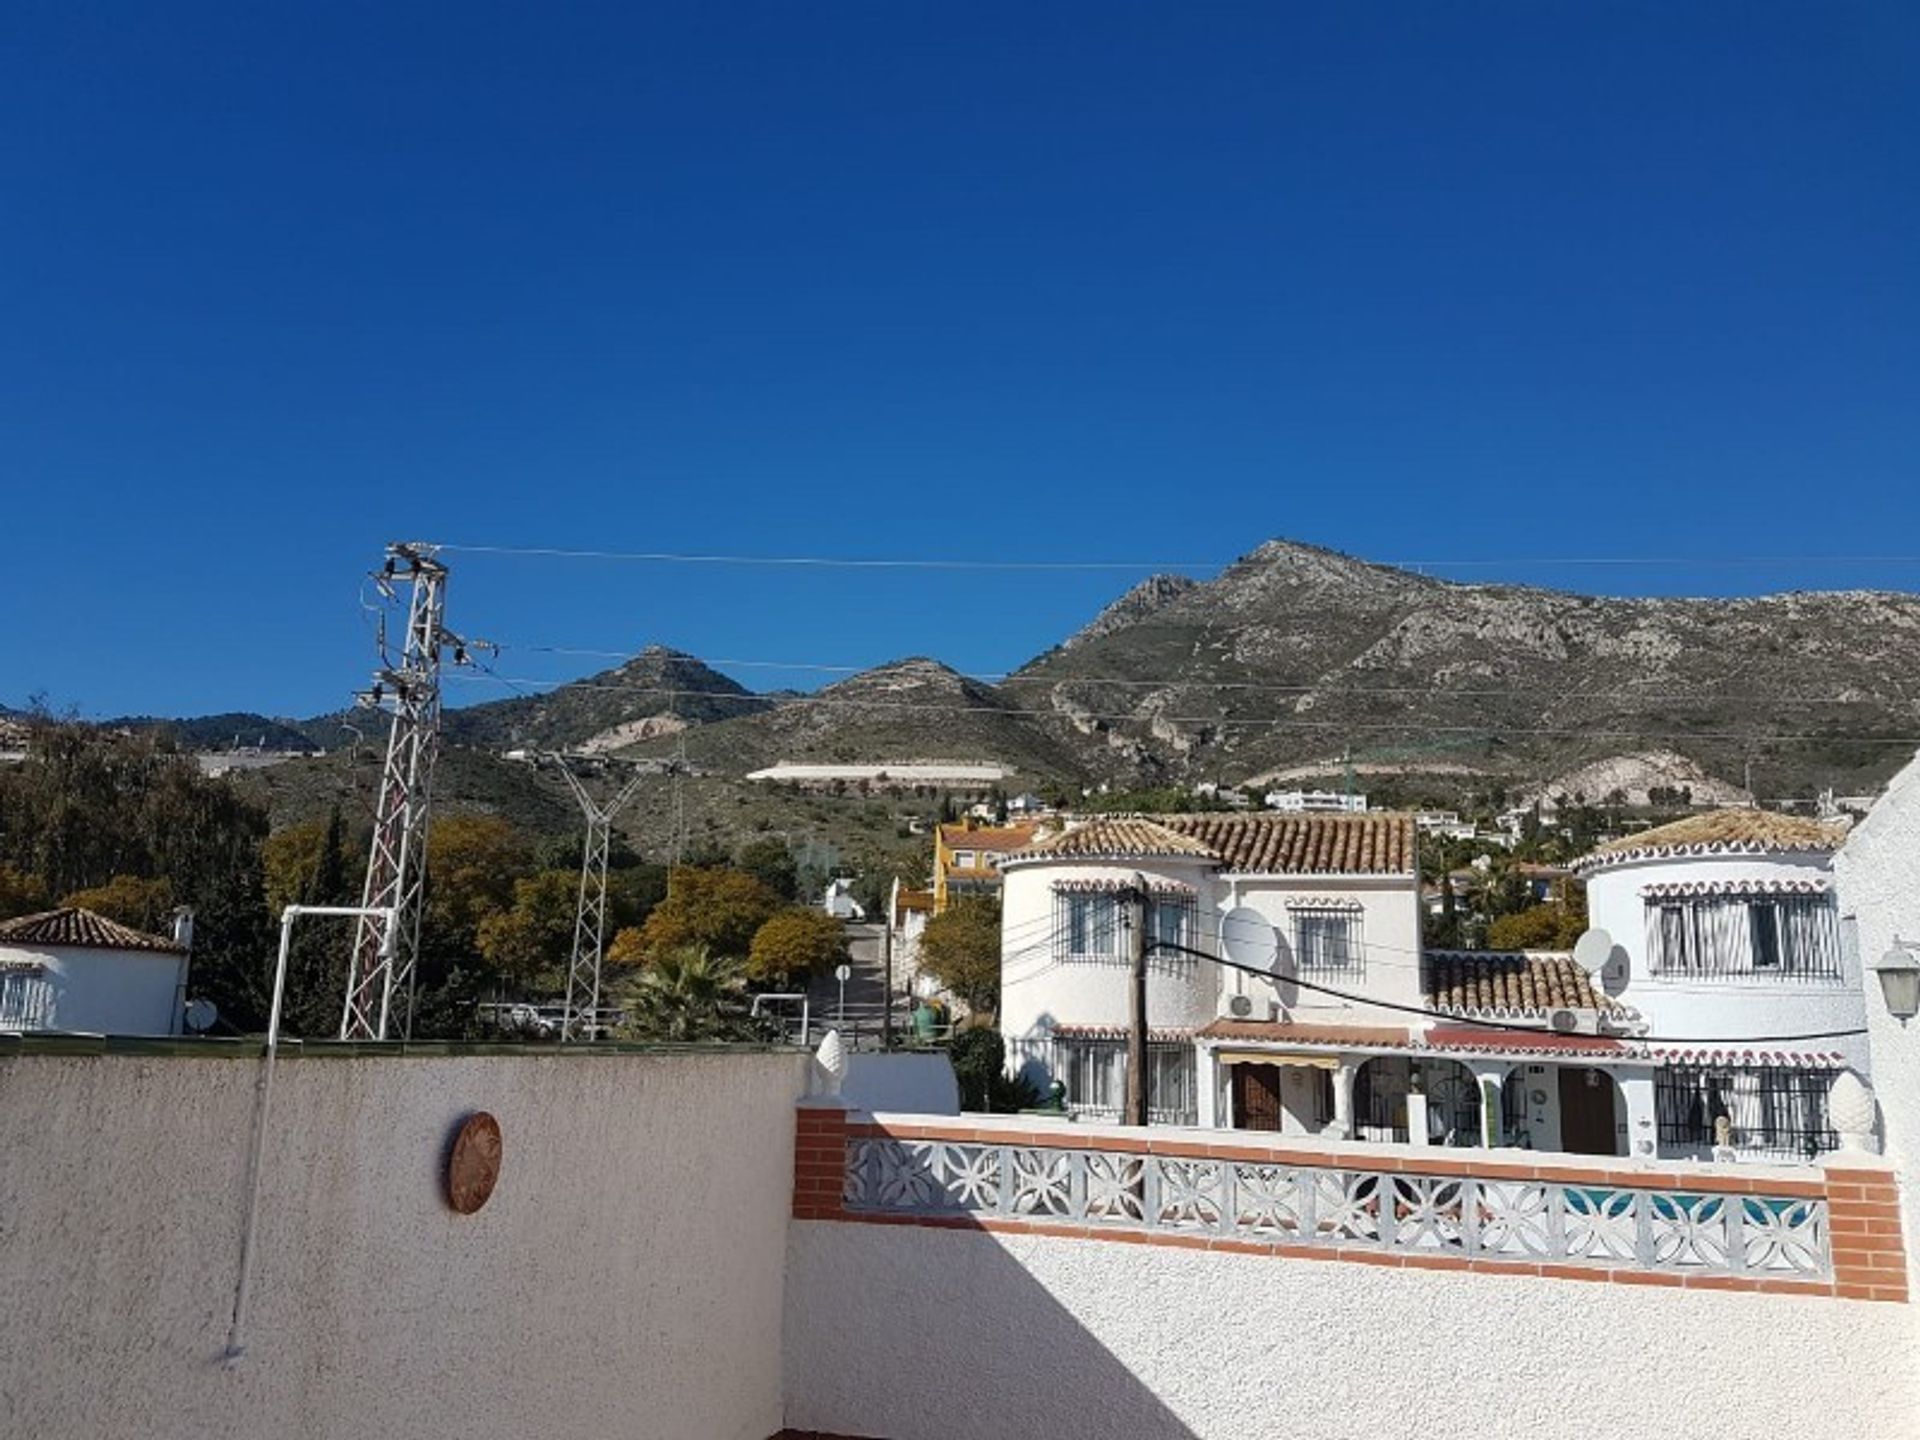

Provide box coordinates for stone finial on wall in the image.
[1829,1070,1880,1155]
[813,1029,848,1097]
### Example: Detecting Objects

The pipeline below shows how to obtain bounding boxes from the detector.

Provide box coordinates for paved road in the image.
[802,921,906,1048]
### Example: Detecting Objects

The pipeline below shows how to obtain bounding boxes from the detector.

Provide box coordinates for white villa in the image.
[997,808,1867,1164]
[0,907,193,1035]
[1263,789,1368,814]
[1574,808,1861,1163]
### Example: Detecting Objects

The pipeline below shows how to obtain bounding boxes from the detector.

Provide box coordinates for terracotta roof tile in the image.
[1420,1027,1633,1059]
[1423,950,1618,1015]
[1160,813,1415,875]
[1195,1019,1411,1047]
[1576,809,1846,872]
[938,823,1042,853]
[0,907,183,954]
[1009,817,1218,862]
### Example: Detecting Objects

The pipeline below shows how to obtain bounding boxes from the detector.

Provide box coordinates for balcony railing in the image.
[842,1136,1832,1281]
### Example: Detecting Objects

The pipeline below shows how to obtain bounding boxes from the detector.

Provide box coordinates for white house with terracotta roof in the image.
[997,812,1664,1154]
[1573,809,1864,1163]
[0,907,191,1035]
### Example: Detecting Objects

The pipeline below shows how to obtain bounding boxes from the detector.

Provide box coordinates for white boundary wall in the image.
[0,1049,809,1440]
[1839,751,1920,1302]
[786,1219,1918,1440]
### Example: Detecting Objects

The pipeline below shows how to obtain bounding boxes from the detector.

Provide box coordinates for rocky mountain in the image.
[119,539,1920,812]
[635,657,1088,780]
[439,645,766,752]
[1057,574,1198,651]
[1000,540,1920,798]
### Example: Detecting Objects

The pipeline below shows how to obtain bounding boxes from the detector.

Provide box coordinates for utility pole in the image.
[341,543,476,1041]
[554,757,648,1044]
[881,888,895,1052]
[1124,875,1150,1128]
[669,729,689,866]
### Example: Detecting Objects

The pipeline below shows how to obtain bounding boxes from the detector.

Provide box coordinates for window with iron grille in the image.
[1655,1065,1839,1160]
[1055,891,1120,960]
[1051,889,1195,968]
[1293,908,1363,975]
[1644,893,1841,980]
[0,968,54,1030]
[1050,1038,1197,1125]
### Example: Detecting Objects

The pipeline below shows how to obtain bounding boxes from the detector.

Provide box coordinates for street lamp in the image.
[1872,942,1920,1025]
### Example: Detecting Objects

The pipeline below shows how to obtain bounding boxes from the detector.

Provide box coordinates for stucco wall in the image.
[1001,859,1422,1054]
[785,1219,1918,1440]
[1,941,187,1034]
[0,1048,810,1440]
[1001,857,1223,1044]
[1837,751,1920,1304]
[1587,851,1868,1071]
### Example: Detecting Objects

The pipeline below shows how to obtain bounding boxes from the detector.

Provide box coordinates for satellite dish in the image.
[184,998,219,1034]
[1572,928,1614,975]
[1220,906,1280,973]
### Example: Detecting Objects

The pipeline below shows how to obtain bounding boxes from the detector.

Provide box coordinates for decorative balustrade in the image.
[841,1134,1833,1281]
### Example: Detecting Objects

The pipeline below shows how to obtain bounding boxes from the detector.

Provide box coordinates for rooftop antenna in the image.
[339,543,480,1040]
[551,754,648,1043]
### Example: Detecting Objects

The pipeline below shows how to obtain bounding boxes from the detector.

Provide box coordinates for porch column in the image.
[1404,1089,1431,1148]
[1465,1059,1509,1148]
[1196,1048,1219,1130]
[1327,1060,1355,1140]
[1617,1067,1658,1160]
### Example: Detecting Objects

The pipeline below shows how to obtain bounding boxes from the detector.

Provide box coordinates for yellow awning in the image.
[1216,1049,1340,1070]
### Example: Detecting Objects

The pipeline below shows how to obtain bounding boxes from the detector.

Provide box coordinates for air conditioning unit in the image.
[1549,1008,1602,1036]
[1228,994,1253,1018]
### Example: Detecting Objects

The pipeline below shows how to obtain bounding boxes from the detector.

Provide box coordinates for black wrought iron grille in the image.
[1655,1065,1839,1160]
[1050,887,1197,976]
[1050,1037,1199,1126]
[1644,894,1842,980]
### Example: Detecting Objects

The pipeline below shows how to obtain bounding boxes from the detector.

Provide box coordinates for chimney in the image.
[171,906,195,952]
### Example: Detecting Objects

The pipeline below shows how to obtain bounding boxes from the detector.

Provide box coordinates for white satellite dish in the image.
[1572,928,1614,975]
[1220,906,1280,973]
[184,998,219,1034]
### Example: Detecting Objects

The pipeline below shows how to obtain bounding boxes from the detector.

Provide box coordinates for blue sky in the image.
[4,3,1917,719]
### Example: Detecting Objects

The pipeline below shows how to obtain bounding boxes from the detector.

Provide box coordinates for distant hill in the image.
[103,712,324,753]
[627,657,1090,781]
[100,538,1920,830]
[1001,539,1920,798]
[439,645,766,752]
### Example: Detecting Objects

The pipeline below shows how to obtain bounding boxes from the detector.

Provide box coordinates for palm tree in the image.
[614,944,753,1042]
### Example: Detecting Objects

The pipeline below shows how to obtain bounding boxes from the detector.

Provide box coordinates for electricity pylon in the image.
[340,543,477,1041]
[555,757,649,1043]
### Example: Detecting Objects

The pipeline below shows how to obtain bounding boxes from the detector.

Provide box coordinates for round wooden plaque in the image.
[446,1111,503,1215]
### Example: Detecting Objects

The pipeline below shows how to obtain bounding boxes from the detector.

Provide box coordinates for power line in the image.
[440,672,1920,745]
[1145,939,1867,1047]
[991,919,1866,1045]
[435,543,1219,571]
[481,640,1915,707]
[433,540,1920,574]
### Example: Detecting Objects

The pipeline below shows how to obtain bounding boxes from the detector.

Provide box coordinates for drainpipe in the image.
[224,903,394,1364]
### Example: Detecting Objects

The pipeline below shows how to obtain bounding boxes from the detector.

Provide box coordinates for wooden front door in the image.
[1232,1064,1283,1132]
[1558,1067,1620,1156]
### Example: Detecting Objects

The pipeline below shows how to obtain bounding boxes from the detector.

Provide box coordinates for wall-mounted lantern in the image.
[1871,942,1920,1025]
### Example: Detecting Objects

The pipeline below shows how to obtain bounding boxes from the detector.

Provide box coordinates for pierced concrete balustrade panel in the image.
[841,1136,1833,1281]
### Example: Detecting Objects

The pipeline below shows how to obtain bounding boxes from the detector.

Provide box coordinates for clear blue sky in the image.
[4,3,1917,719]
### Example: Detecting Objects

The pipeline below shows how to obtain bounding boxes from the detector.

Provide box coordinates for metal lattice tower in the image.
[340,543,467,1041]
[555,758,648,1043]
